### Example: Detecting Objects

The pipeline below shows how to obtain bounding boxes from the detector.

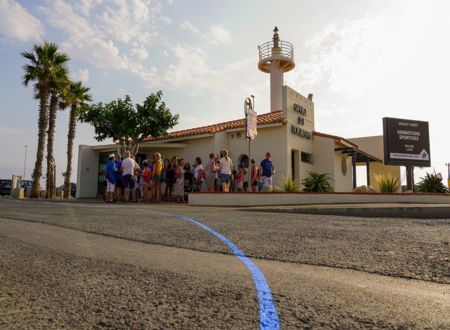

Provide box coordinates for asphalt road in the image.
[0,198,449,329]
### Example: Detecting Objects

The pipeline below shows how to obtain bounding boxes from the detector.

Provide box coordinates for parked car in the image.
[0,179,12,195]
[20,180,33,190]
[57,183,77,197]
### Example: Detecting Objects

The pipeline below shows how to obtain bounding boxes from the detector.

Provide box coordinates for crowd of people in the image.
[104,150,275,203]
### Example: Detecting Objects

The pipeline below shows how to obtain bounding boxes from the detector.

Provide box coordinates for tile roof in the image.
[313,131,358,148]
[143,111,286,142]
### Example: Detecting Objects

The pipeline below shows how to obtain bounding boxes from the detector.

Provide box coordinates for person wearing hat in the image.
[105,153,116,202]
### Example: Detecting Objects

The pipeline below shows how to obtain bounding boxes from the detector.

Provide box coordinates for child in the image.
[235,165,245,192]
[141,160,151,202]
[175,159,185,203]
[152,153,163,203]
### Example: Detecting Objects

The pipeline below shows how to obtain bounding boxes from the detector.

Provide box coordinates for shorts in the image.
[219,174,231,184]
[152,175,161,183]
[252,180,258,186]
[261,176,272,185]
[115,178,122,188]
[206,175,215,189]
[106,179,115,193]
[122,174,135,189]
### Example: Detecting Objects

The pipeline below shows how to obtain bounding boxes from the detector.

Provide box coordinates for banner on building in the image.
[244,97,257,140]
[383,117,431,167]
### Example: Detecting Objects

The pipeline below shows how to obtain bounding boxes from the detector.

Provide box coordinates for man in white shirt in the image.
[121,151,140,202]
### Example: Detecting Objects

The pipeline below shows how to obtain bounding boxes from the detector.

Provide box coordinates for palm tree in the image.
[61,81,91,199]
[46,69,70,199]
[22,42,70,198]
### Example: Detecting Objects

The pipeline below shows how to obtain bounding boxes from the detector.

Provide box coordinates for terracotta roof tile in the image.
[144,111,286,142]
[313,131,358,148]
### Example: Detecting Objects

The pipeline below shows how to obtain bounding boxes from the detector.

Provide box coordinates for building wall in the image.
[76,145,99,198]
[311,136,352,192]
[227,125,287,188]
[349,135,401,191]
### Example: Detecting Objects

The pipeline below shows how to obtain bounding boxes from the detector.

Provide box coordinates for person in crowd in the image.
[105,154,116,203]
[250,159,259,192]
[193,157,204,192]
[235,165,246,192]
[135,170,141,201]
[166,157,177,201]
[121,151,140,202]
[152,152,163,203]
[184,162,193,195]
[161,158,169,201]
[141,160,151,202]
[260,152,275,188]
[175,158,185,203]
[114,155,123,201]
[204,153,217,192]
[219,149,233,192]
[230,169,237,192]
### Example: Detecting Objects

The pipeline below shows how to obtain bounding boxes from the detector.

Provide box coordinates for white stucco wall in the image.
[76,145,99,198]
[282,86,315,186]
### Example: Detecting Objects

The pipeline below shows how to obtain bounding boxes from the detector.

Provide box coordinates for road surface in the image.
[0,198,449,329]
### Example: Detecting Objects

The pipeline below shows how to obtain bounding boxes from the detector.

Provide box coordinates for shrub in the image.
[279,176,301,192]
[301,172,333,192]
[376,175,399,193]
[416,171,449,193]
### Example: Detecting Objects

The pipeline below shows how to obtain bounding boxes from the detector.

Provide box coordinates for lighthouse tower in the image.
[258,27,295,113]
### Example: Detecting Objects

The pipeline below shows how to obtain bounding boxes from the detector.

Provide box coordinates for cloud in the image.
[131,47,149,60]
[0,0,44,42]
[72,68,90,83]
[206,25,232,45]
[180,21,232,45]
[181,21,200,35]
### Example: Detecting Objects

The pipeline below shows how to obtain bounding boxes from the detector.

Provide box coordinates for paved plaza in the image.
[0,198,449,328]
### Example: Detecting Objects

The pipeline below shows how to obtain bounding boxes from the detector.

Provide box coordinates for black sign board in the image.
[383,117,431,167]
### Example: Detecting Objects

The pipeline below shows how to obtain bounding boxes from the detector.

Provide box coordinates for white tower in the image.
[258,27,295,113]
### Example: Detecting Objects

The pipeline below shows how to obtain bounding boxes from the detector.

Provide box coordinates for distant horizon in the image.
[1,0,449,187]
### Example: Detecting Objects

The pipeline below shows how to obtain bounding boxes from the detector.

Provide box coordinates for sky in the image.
[1,0,450,186]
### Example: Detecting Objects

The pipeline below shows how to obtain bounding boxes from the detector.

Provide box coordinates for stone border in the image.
[188,192,450,207]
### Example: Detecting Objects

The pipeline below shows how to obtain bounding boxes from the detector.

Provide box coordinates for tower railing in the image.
[258,40,294,62]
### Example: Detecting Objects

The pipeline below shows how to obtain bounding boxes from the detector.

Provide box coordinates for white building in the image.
[76,28,399,198]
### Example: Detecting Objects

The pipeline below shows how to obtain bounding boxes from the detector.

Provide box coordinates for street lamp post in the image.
[23,145,28,179]
[446,162,450,188]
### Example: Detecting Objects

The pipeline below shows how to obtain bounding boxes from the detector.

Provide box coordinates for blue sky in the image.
[1,0,450,185]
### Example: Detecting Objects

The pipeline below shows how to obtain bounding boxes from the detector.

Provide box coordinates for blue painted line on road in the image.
[175,216,280,330]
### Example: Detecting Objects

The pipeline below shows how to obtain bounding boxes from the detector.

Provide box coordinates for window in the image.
[301,152,313,164]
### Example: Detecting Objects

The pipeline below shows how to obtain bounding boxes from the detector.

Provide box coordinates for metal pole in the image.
[23,145,28,179]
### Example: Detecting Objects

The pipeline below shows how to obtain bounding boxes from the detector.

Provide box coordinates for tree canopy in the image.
[78,91,179,155]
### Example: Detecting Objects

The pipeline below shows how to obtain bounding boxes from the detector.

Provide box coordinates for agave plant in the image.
[376,174,399,193]
[301,172,333,192]
[416,172,449,193]
[279,176,301,192]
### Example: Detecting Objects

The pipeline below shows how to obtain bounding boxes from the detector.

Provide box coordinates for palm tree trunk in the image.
[31,89,50,198]
[64,104,77,199]
[46,93,58,199]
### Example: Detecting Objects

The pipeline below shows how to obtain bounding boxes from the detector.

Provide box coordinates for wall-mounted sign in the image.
[383,117,431,167]
[291,125,311,139]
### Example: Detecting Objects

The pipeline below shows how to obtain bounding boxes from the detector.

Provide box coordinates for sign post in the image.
[383,117,431,191]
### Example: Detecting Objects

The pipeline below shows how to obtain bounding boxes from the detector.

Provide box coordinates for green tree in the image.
[79,91,179,156]
[46,60,70,199]
[22,42,70,198]
[60,81,92,199]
